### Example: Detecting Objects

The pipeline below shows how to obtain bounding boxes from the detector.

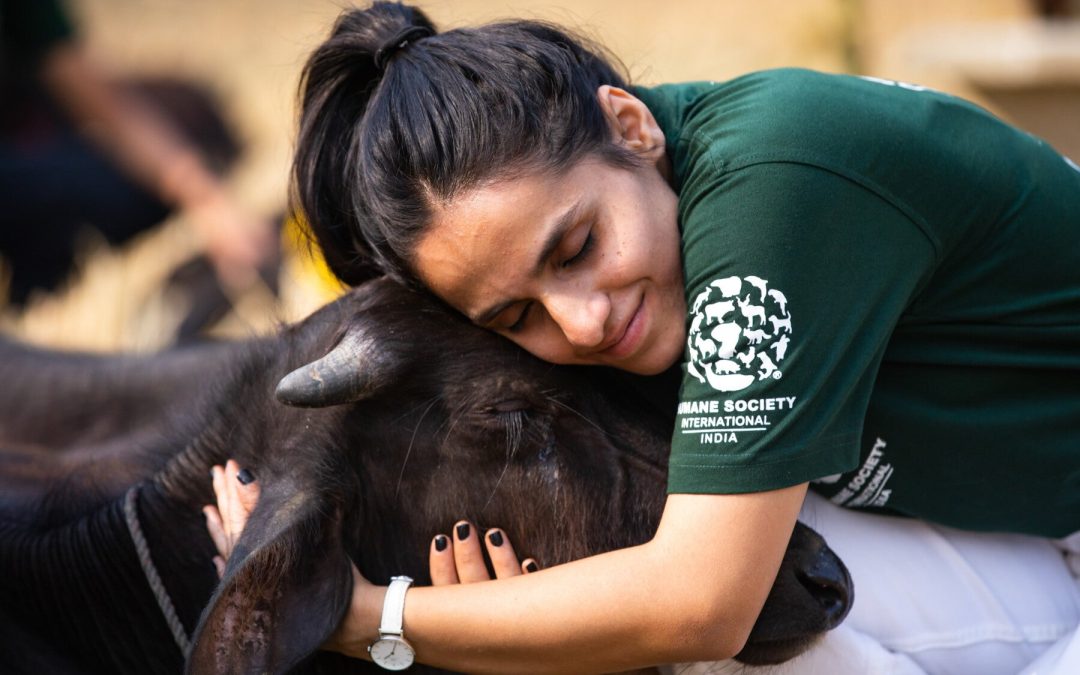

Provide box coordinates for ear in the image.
[186,477,354,674]
[596,85,666,161]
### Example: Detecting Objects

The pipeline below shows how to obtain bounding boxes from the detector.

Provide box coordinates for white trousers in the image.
[664,493,1080,675]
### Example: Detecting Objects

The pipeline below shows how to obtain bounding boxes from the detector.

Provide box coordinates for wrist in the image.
[368,576,416,670]
[325,571,386,659]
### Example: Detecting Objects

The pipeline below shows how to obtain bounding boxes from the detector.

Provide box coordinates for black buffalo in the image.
[0,278,851,674]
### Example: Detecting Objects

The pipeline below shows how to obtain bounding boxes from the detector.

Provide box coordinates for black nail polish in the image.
[525,561,538,573]
[456,522,470,540]
[488,530,504,547]
[434,535,448,552]
[237,468,255,485]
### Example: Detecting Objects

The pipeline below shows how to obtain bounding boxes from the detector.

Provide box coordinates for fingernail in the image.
[455,523,470,541]
[434,535,448,552]
[488,530,504,547]
[237,468,255,485]
[525,561,538,573]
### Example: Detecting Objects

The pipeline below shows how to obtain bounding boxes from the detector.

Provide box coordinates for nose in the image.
[795,549,853,629]
[543,289,610,349]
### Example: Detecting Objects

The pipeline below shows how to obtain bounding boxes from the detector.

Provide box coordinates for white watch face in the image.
[369,636,415,670]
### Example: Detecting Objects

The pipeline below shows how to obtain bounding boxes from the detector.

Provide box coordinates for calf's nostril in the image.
[800,574,844,611]
[795,555,853,627]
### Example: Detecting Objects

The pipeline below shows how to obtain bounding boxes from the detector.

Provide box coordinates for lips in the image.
[599,295,646,360]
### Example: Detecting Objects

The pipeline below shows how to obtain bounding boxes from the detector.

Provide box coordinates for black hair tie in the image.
[374,25,434,72]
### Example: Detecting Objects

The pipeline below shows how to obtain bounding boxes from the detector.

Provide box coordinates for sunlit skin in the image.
[414,86,688,376]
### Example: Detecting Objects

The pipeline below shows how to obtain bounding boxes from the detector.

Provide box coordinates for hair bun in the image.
[374,25,434,71]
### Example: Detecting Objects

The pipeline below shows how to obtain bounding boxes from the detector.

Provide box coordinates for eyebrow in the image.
[472,199,585,326]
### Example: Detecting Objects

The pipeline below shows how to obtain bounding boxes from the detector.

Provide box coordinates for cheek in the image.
[503,328,561,360]
[503,329,573,365]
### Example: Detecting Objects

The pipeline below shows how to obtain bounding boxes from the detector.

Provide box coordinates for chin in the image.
[631,339,684,375]
[617,351,679,376]
[623,360,666,376]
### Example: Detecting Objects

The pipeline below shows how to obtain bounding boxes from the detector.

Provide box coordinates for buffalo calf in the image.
[0,278,851,674]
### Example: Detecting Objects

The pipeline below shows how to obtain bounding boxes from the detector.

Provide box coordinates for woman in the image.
[206,2,1080,672]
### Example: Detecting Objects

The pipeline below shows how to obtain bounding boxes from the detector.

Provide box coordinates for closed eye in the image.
[560,231,593,268]
[506,303,532,333]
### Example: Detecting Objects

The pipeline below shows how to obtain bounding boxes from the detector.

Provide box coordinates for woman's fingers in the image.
[234,464,261,511]
[222,460,259,533]
[205,459,261,570]
[428,522,536,584]
[429,535,459,586]
[484,529,523,579]
[211,464,227,519]
[452,521,490,583]
[203,505,228,557]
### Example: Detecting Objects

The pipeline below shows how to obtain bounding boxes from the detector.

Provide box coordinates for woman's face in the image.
[413,152,686,375]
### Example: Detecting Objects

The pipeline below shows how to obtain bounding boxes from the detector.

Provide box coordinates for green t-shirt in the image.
[636,69,1080,538]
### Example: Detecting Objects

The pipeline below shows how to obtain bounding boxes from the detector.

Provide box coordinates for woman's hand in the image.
[204,460,384,659]
[322,521,544,659]
[203,461,374,657]
[428,521,539,585]
[202,459,261,577]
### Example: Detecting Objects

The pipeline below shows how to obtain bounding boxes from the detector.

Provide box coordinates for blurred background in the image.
[2,0,1078,350]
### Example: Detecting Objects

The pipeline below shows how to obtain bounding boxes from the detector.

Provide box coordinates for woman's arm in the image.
[336,485,807,673]
[208,460,805,673]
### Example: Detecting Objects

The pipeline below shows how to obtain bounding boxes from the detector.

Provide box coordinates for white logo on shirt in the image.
[829,437,894,508]
[686,275,792,392]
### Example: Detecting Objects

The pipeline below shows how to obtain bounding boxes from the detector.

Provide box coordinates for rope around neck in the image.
[123,485,192,656]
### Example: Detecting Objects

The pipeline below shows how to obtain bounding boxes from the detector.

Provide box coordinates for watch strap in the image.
[378,575,414,636]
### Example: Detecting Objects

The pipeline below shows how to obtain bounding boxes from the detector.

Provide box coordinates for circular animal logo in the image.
[686,275,792,392]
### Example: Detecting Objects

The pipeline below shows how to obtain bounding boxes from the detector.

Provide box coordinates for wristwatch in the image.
[368,575,416,670]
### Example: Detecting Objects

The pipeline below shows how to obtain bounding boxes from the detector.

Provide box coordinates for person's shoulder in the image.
[636,69,832,140]
[699,68,879,133]
[679,69,943,171]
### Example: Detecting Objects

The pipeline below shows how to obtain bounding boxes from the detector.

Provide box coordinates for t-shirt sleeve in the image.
[668,159,936,494]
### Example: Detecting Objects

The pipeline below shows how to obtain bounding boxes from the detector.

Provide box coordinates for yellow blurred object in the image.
[282,212,347,302]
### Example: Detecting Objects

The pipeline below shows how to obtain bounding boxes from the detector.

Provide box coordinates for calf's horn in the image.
[275,328,393,407]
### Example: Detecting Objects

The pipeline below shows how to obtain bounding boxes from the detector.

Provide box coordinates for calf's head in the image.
[188,279,851,673]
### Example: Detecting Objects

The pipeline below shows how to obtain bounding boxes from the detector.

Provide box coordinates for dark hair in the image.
[292,1,635,285]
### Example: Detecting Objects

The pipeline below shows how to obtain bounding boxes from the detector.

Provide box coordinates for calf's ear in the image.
[186,478,353,675]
